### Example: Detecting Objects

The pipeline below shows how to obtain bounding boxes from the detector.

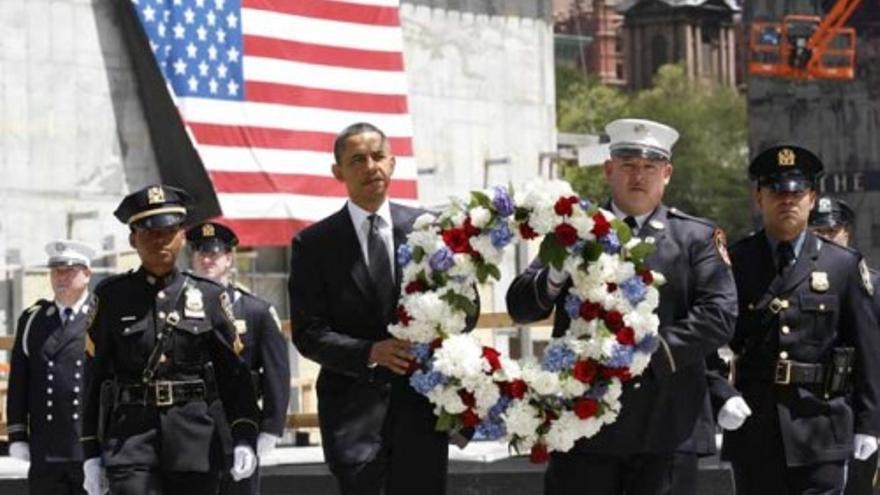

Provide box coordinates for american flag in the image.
[129,0,418,246]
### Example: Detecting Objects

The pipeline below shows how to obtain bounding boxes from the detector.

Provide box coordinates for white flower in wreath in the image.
[469,206,492,229]
[469,235,503,264]
[569,212,596,240]
[560,376,587,398]
[503,399,543,441]
[624,311,659,340]
[428,386,467,414]
[449,211,467,228]
[544,411,582,453]
[408,230,441,253]
[471,378,502,414]
[413,213,437,231]
[629,351,652,375]
[433,334,485,379]
[496,355,523,381]
[523,364,561,396]
[447,253,476,279]
[526,206,560,235]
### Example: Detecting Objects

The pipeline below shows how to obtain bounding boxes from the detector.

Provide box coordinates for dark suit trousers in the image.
[220,462,260,495]
[107,467,220,495]
[333,382,449,495]
[28,462,86,495]
[544,452,674,495]
[670,452,698,495]
[844,451,878,495]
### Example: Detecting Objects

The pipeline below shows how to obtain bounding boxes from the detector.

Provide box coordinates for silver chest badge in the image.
[184,287,205,318]
[811,272,829,292]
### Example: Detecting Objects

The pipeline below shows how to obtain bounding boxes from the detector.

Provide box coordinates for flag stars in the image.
[209,78,219,94]
[198,61,209,77]
[142,4,156,22]
[206,10,216,26]
[196,25,207,41]
[227,79,239,96]
[186,42,198,58]
[214,0,226,10]
[157,22,166,38]
[208,44,218,61]
[226,12,238,29]
[216,28,226,43]
[172,22,185,39]
[183,7,195,24]
[217,63,228,79]
[173,58,187,75]
[226,46,239,63]
[195,0,206,7]
[188,76,199,91]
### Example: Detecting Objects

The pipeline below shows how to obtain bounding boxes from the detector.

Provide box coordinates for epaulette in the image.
[666,206,716,229]
[94,270,134,293]
[234,282,253,296]
[25,299,50,314]
[183,270,223,288]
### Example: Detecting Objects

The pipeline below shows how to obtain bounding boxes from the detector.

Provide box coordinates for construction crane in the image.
[748,0,863,80]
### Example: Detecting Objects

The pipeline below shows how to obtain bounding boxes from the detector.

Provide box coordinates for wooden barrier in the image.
[0,312,550,433]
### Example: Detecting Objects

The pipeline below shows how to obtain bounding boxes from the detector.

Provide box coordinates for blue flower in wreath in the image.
[490,220,513,248]
[475,416,507,440]
[410,369,448,394]
[579,199,592,211]
[619,276,648,306]
[411,342,433,365]
[584,382,607,400]
[429,247,455,272]
[564,294,582,320]
[397,244,413,267]
[636,334,660,354]
[488,395,512,418]
[542,343,577,372]
[606,343,634,368]
[598,231,621,254]
[492,186,515,217]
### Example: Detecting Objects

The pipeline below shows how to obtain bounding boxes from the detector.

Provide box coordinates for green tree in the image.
[556,64,751,239]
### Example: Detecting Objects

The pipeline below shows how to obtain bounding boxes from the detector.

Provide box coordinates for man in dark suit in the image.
[7,240,96,494]
[506,118,738,495]
[187,221,292,495]
[808,196,879,495]
[708,146,880,494]
[289,122,465,495]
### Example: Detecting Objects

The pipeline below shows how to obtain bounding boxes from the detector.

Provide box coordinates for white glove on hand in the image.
[8,442,29,462]
[854,434,878,461]
[548,266,569,286]
[230,445,257,481]
[717,396,752,431]
[257,432,280,458]
[83,457,107,495]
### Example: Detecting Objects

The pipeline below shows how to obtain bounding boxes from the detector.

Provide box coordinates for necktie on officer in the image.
[368,214,394,316]
[63,307,74,326]
[777,241,795,275]
[624,216,638,235]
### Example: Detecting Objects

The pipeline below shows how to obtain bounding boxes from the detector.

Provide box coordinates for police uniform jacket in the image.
[81,268,259,472]
[7,297,93,464]
[230,284,291,436]
[712,230,880,465]
[289,202,479,468]
[506,204,738,455]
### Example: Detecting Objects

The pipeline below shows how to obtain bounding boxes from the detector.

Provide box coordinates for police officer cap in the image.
[114,184,193,229]
[186,222,239,253]
[605,118,680,161]
[748,145,824,192]
[45,240,95,268]
[809,196,855,229]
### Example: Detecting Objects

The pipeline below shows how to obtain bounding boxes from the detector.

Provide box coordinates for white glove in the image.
[8,442,29,462]
[548,266,569,286]
[717,396,752,431]
[257,432,280,458]
[854,434,878,461]
[83,457,107,495]
[230,445,257,481]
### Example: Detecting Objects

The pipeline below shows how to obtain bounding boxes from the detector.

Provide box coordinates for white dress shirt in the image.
[346,200,396,278]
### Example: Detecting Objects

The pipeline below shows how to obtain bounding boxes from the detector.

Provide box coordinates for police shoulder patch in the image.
[859,259,874,296]
[713,228,731,267]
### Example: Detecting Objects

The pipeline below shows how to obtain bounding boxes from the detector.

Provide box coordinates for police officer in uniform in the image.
[709,146,880,494]
[186,221,291,495]
[506,118,738,495]
[80,185,260,495]
[7,240,96,494]
[808,196,880,495]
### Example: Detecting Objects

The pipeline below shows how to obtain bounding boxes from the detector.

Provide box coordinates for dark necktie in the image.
[624,216,638,233]
[368,214,394,315]
[777,241,795,275]
[63,307,74,327]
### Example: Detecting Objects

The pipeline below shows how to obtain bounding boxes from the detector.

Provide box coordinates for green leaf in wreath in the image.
[610,219,632,245]
[539,235,566,270]
[435,410,457,432]
[627,241,656,262]
[582,241,603,262]
[476,261,503,283]
[412,246,425,264]
[440,290,478,318]
[470,190,493,210]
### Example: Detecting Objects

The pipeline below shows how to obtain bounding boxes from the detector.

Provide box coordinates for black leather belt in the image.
[737,359,825,386]
[117,380,208,407]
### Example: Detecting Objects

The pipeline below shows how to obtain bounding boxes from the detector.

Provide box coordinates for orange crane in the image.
[748,0,863,80]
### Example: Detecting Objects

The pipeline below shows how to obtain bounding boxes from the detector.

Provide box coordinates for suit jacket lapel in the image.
[335,206,375,304]
[390,203,410,302]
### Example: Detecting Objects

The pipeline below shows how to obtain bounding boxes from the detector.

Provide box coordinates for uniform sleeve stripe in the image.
[21,306,43,358]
